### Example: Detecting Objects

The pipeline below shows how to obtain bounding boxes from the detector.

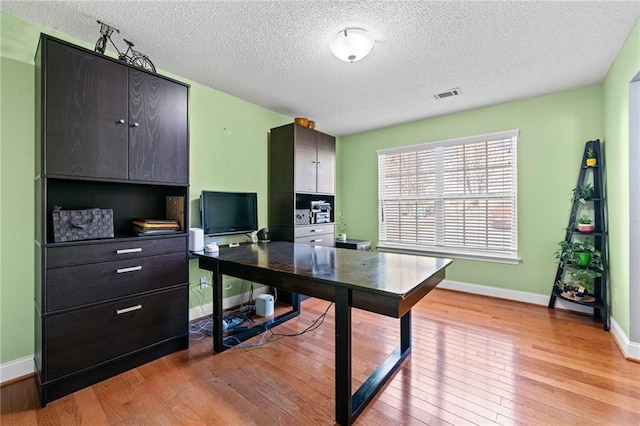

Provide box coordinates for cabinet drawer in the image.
[47,236,187,268]
[45,287,187,381]
[295,234,335,247]
[295,224,334,238]
[46,252,187,311]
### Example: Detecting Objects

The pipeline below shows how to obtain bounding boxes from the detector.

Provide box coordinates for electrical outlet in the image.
[200,276,209,289]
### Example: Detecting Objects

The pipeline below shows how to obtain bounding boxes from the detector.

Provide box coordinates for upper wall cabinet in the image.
[42,37,188,184]
[293,125,335,194]
[268,122,336,243]
[128,69,188,183]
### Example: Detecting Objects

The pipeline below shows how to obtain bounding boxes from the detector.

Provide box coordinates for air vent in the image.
[433,87,461,100]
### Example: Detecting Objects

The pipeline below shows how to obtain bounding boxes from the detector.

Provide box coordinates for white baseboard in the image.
[0,355,34,384]
[189,286,269,321]
[610,316,640,361]
[439,279,593,313]
[439,279,640,360]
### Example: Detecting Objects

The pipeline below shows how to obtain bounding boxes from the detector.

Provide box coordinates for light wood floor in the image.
[2,288,639,425]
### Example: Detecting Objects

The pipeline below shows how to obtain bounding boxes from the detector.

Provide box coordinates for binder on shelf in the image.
[132,218,181,236]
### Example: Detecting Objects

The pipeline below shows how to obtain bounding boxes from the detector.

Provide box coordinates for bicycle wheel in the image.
[131,54,156,73]
[94,37,106,54]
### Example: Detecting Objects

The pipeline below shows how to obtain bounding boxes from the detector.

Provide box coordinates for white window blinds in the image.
[377,130,519,263]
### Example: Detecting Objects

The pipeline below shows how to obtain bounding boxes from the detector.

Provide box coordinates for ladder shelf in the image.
[548,140,609,331]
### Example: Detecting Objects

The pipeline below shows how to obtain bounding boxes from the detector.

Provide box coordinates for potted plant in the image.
[586,146,597,167]
[572,183,594,204]
[336,212,347,241]
[556,239,603,297]
[555,238,600,268]
[556,241,579,267]
[570,268,601,296]
[577,216,595,233]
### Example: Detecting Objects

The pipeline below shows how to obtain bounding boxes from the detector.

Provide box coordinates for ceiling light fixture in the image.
[330,28,374,63]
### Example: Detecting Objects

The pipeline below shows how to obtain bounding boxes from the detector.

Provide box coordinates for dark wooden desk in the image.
[195,242,451,425]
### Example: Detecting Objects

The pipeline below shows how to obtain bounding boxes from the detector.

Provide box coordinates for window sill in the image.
[377,244,520,265]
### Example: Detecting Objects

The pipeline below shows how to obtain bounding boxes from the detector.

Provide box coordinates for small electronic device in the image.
[314,212,331,224]
[257,227,270,242]
[222,317,243,331]
[200,191,258,236]
[189,228,204,251]
[205,242,219,253]
[255,294,274,317]
[310,200,332,224]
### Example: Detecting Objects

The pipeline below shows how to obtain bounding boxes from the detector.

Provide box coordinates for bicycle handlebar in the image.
[96,20,120,33]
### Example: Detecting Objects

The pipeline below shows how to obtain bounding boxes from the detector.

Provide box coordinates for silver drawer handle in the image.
[310,239,323,242]
[116,266,142,274]
[311,229,323,233]
[116,304,142,315]
[116,248,142,254]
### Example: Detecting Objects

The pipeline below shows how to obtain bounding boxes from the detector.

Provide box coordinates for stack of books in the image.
[132,218,180,236]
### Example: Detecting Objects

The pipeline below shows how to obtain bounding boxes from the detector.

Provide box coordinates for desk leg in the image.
[335,287,352,426]
[401,310,411,352]
[212,262,224,353]
[345,310,413,425]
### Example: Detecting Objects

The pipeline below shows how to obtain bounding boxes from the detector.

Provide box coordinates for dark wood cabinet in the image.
[293,125,318,193]
[128,70,188,183]
[44,39,129,179]
[293,125,335,194]
[42,38,188,184]
[269,124,336,240]
[34,34,189,406]
[316,131,336,194]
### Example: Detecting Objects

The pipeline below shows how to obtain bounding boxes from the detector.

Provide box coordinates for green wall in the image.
[603,19,640,336]
[337,86,604,296]
[1,10,636,368]
[1,15,38,366]
[0,12,289,364]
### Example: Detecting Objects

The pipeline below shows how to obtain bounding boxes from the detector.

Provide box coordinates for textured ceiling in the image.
[2,1,639,136]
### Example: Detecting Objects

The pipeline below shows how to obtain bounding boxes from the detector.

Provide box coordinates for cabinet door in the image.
[128,70,188,184]
[316,132,335,194]
[294,126,318,193]
[45,40,128,179]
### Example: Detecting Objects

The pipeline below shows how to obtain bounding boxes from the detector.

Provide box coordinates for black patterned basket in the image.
[295,209,311,225]
[52,207,114,242]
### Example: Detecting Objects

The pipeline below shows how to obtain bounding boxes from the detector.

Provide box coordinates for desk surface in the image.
[197,241,451,301]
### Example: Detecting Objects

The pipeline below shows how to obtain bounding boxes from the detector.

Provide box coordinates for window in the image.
[377,130,519,263]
